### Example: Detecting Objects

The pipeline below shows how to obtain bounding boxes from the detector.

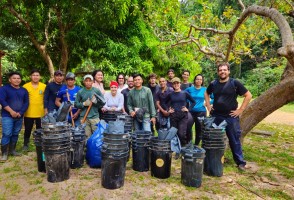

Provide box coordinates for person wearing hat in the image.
[102,81,124,112]
[55,72,81,126]
[74,74,105,137]
[166,77,196,147]
[44,70,64,114]
[166,69,175,88]
[127,73,156,131]
[22,69,46,151]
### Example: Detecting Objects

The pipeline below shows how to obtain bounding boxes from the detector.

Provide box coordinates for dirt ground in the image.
[0,111,293,199]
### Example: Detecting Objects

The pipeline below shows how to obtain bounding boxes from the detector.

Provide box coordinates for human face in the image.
[172,81,181,91]
[134,76,143,88]
[127,77,134,88]
[30,72,41,84]
[182,72,189,81]
[94,71,103,83]
[54,74,64,84]
[66,78,75,88]
[118,75,125,85]
[110,86,118,95]
[159,78,167,89]
[9,74,21,88]
[218,65,230,81]
[149,77,156,85]
[194,75,203,87]
[168,71,175,80]
[84,78,93,89]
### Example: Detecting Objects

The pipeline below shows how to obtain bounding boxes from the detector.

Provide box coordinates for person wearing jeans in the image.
[0,72,29,162]
[205,63,252,170]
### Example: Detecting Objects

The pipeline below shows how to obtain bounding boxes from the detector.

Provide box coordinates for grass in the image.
[279,102,294,113]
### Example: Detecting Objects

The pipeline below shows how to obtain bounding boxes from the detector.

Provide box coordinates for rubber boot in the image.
[9,142,21,156]
[0,144,9,162]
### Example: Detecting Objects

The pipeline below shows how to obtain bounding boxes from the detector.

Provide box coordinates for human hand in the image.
[230,108,244,118]
[150,117,156,125]
[10,110,19,118]
[91,95,97,103]
[181,106,188,112]
[72,112,79,120]
[168,107,174,114]
[130,111,136,117]
[83,98,91,106]
[101,107,107,113]
[162,110,170,117]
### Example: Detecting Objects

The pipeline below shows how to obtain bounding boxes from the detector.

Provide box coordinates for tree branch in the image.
[44,10,51,45]
[238,0,246,12]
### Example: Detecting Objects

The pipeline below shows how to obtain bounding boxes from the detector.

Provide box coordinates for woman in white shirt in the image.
[102,81,124,112]
[116,73,128,93]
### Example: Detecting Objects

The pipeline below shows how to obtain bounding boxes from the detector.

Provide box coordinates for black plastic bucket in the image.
[150,149,172,179]
[203,148,225,177]
[132,145,149,172]
[70,140,85,169]
[181,146,206,187]
[44,151,70,183]
[101,151,128,189]
[35,146,46,173]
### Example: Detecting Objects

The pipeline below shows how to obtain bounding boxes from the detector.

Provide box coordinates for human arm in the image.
[230,91,252,117]
[185,92,196,111]
[127,91,135,117]
[43,84,50,114]
[19,89,29,116]
[55,97,62,107]
[115,93,124,111]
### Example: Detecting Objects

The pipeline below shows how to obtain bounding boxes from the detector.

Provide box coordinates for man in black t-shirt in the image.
[205,63,252,171]
[121,76,134,114]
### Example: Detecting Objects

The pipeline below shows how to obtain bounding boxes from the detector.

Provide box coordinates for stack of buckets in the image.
[101,111,133,133]
[181,146,206,187]
[70,127,86,169]
[42,123,71,183]
[202,128,227,177]
[33,129,46,173]
[149,137,172,179]
[101,132,130,189]
[132,130,151,172]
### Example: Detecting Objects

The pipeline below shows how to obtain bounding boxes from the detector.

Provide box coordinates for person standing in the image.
[75,75,105,137]
[205,63,252,170]
[185,74,208,145]
[127,74,156,131]
[0,72,29,161]
[166,77,196,146]
[180,70,192,90]
[22,69,46,151]
[55,72,81,127]
[92,70,105,95]
[102,81,124,112]
[166,69,175,88]
[116,73,128,93]
[147,73,160,132]
[44,70,64,114]
[121,76,134,114]
[156,77,173,128]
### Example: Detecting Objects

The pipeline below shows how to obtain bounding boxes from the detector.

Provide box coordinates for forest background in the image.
[0,0,293,136]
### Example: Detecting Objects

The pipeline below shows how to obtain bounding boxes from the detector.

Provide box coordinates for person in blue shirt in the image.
[55,72,81,127]
[185,74,212,145]
[0,72,29,162]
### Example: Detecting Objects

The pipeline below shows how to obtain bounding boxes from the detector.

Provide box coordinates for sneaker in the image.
[238,164,250,171]
[22,145,29,151]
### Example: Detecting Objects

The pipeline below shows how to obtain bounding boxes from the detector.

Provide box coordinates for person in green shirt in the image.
[75,74,105,137]
[127,73,156,132]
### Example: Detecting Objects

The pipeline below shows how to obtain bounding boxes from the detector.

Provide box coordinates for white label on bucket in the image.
[156,158,164,167]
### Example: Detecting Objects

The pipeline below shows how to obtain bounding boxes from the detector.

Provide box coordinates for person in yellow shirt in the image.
[23,69,46,151]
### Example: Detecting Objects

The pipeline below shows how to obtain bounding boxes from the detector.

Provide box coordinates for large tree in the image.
[174,0,294,137]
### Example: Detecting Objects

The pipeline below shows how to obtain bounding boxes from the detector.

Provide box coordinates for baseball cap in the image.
[83,74,93,81]
[66,72,75,80]
[54,70,63,76]
[171,77,181,83]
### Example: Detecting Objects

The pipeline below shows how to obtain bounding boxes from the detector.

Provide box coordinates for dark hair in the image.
[30,69,41,75]
[193,74,204,86]
[217,63,230,71]
[148,73,157,79]
[167,69,174,74]
[182,69,190,75]
[8,71,22,79]
[132,73,143,79]
[116,73,125,82]
[92,70,104,82]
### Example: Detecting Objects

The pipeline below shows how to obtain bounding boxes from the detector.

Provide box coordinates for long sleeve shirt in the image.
[44,82,63,112]
[127,86,156,118]
[166,91,196,112]
[103,92,124,111]
[74,87,104,119]
[0,84,29,117]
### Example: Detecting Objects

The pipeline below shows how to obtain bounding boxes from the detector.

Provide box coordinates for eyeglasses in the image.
[118,77,124,79]
[196,79,203,81]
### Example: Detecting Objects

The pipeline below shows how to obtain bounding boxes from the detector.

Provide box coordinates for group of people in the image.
[0,63,252,170]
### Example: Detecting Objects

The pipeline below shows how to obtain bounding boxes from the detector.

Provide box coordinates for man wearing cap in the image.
[44,70,64,114]
[127,73,156,131]
[55,72,81,126]
[166,69,175,88]
[75,74,105,137]
[22,69,46,151]
[102,81,124,112]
